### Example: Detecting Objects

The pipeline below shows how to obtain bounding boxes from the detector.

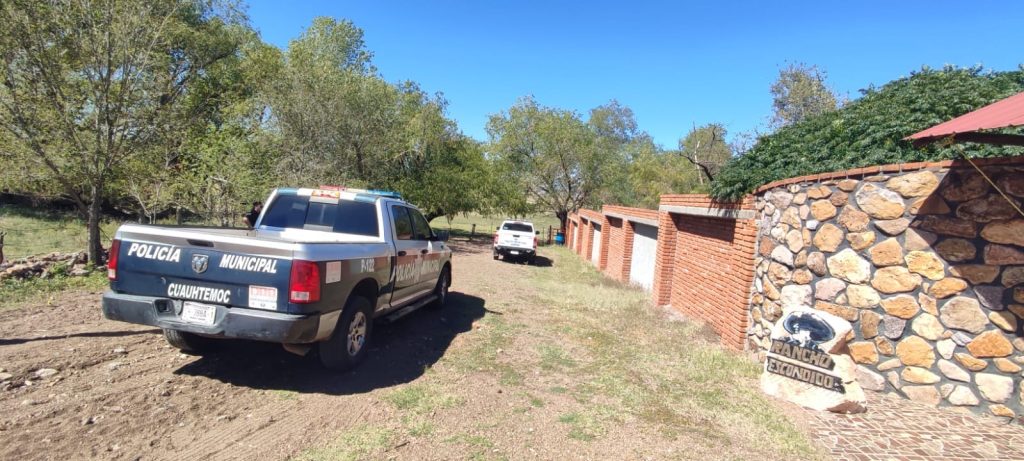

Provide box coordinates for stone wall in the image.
[747,156,1024,420]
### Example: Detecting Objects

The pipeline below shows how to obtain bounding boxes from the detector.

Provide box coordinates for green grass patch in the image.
[384,384,462,415]
[444,433,508,461]
[0,204,121,259]
[449,311,524,386]
[402,415,434,437]
[0,271,108,310]
[556,408,614,442]
[537,343,577,371]
[294,425,394,461]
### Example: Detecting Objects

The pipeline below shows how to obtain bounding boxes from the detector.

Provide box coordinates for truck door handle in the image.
[420,249,429,255]
[397,251,407,257]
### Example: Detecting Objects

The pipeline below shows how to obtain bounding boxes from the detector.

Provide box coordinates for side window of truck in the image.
[408,208,434,241]
[391,205,414,240]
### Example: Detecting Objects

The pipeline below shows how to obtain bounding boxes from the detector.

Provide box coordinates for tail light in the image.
[534,236,538,249]
[107,239,121,281]
[493,233,499,245]
[289,260,321,303]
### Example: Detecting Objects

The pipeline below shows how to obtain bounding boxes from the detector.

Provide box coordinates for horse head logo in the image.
[191,254,209,274]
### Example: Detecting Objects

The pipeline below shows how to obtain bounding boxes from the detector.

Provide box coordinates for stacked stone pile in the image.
[748,163,1024,420]
[0,251,91,281]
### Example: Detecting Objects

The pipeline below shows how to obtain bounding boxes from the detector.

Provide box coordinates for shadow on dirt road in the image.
[172,291,489,396]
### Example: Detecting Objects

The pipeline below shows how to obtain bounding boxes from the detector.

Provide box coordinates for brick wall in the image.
[601,205,660,284]
[665,211,757,350]
[565,201,757,351]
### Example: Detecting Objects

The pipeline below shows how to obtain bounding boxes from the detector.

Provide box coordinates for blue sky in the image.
[246,1,1024,148]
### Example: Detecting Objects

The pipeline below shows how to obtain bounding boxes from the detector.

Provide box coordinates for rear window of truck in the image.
[261,195,380,236]
[501,223,533,232]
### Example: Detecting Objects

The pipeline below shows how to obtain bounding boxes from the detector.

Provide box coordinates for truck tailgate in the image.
[498,231,534,249]
[111,224,294,312]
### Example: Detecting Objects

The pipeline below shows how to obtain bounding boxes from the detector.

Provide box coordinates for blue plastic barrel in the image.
[554,231,565,245]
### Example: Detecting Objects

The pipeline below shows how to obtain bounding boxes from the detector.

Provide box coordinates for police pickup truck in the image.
[101,187,452,371]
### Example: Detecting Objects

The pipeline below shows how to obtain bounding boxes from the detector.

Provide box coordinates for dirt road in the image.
[0,241,820,460]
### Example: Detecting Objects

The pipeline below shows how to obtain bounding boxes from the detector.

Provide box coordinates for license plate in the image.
[510,250,519,255]
[181,301,217,326]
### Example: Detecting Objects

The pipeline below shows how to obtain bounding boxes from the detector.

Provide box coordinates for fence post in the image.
[470,223,476,241]
[0,231,5,265]
[548,226,552,245]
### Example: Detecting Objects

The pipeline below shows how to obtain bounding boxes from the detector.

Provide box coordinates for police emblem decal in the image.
[191,254,209,274]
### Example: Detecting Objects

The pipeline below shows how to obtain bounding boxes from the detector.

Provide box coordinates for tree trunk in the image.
[87,187,105,266]
[556,210,568,232]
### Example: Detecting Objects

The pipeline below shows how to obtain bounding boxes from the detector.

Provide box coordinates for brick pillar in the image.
[598,214,611,270]
[579,219,589,257]
[620,221,636,282]
[651,211,678,306]
[565,219,573,248]
[730,219,758,350]
[584,219,594,259]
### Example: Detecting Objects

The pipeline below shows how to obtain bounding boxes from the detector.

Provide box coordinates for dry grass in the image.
[291,243,823,460]
[523,246,823,458]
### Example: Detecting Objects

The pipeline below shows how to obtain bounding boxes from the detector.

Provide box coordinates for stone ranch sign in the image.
[762,307,867,413]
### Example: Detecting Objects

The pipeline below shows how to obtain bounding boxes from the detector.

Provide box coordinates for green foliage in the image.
[1,9,497,244]
[267,17,491,220]
[487,98,647,227]
[712,66,1024,200]
[623,135,705,208]
[0,0,249,261]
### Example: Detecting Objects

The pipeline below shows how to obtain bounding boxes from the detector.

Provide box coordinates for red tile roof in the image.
[907,91,1024,141]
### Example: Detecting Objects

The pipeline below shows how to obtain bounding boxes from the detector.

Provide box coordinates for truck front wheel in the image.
[163,329,217,354]
[319,296,374,371]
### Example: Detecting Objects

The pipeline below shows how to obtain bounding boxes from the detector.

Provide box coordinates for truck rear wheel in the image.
[319,296,374,371]
[163,329,217,354]
[429,266,451,309]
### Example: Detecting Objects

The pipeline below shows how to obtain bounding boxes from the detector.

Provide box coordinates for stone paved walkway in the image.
[800,392,1024,460]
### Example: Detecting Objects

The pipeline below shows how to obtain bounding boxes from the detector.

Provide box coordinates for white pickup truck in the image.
[101,186,452,371]
[492,220,539,264]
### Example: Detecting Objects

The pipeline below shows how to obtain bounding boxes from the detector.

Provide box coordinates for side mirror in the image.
[435,230,450,242]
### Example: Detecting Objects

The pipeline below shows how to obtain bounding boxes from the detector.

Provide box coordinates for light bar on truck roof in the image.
[317,185,403,199]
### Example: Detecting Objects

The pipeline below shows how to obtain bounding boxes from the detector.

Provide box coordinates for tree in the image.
[678,123,731,184]
[385,90,491,221]
[770,63,839,128]
[0,0,248,264]
[712,65,1024,200]
[268,17,406,186]
[487,97,602,230]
